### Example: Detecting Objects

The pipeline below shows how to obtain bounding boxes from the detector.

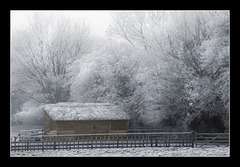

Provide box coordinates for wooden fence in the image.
[15,129,44,142]
[10,131,229,152]
[195,133,229,147]
[11,132,194,152]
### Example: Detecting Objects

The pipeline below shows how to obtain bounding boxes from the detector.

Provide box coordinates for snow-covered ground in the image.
[11,146,229,157]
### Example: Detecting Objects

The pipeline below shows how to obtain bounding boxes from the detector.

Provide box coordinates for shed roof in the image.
[42,102,130,121]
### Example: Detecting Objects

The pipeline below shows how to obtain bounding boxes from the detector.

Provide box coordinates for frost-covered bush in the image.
[14,101,43,125]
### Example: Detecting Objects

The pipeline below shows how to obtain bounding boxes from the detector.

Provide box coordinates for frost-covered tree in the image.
[129,11,229,131]
[13,100,44,125]
[175,11,230,132]
[196,11,229,131]
[107,11,152,50]
[69,41,138,103]
[11,13,91,104]
[11,13,93,125]
[200,11,229,111]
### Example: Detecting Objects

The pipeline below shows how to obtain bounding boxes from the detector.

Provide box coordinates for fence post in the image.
[108,135,110,148]
[142,134,144,147]
[42,140,44,151]
[195,131,197,147]
[53,136,56,150]
[117,134,119,148]
[11,138,14,152]
[91,135,93,149]
[191,131,195,148]
[27,139,30,151]
[150,137,153,147]
[134,135,136,147]
[66,138,69,150]
[11,138,13,152]
[168,134,170,147]
[121,136,123,148]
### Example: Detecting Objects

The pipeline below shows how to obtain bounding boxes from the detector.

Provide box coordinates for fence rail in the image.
[11,132,194,152]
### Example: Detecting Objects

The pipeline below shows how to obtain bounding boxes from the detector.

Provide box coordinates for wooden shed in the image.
[42,102,130,135]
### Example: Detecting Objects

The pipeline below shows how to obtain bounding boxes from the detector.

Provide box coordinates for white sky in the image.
[11,10,113,37]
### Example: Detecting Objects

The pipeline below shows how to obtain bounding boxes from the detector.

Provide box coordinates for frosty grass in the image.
[11,146,229,157]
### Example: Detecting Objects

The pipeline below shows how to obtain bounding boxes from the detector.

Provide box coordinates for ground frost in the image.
[11,146,229,157]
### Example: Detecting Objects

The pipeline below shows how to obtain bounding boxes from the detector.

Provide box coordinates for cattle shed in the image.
[42,102,130,135]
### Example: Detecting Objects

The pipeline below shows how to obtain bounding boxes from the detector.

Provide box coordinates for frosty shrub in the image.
[14,101,43,125]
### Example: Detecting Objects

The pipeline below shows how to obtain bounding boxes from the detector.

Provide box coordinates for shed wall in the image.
[44,111,56,134]
[44,111,128,135]
[55,120,128,134]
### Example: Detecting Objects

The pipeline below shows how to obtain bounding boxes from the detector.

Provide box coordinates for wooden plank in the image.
[197,133,228,135]
[196,136,229,140]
